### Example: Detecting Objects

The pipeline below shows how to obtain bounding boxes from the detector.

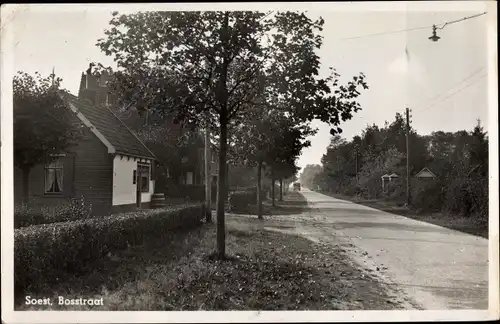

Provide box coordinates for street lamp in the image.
[429,25,441,42]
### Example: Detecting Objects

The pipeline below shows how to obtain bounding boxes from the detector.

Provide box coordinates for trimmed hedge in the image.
[163,184,218,202]
[228,187,270,212]
[14,196,93,229]
[229,191,256,212]
[15,203,205,293]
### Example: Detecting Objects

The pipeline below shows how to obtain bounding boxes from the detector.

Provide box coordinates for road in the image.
[262,188,489,310]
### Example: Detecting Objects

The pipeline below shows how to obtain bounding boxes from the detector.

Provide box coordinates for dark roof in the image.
[59,91,155,159]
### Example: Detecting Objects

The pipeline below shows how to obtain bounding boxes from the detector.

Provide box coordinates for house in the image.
[14,90,157,216]
[78,64,208,188]
[415,167,437,180]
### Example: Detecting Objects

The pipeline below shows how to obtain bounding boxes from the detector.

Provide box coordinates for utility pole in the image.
[405,107,412,206]
[204,115,212,223]
[354,144,359,185]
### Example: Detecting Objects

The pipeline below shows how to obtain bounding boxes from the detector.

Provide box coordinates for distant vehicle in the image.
[293,183,301,191]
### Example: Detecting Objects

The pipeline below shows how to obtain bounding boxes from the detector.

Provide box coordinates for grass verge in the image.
[231,191,309,217]
[326,192,488,239]
[17,215,405,311]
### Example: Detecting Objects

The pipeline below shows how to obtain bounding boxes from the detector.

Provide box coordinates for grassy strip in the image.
[231,191,309,217]
[326,192,488,239]
[17,216,405,311]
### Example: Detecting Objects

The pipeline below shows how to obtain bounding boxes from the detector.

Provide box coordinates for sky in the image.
[3,2,496,171]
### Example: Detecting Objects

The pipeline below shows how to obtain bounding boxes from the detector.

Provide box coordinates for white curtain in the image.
[45,159,63,193]
[45,169,55,192]
[55,168,63,191]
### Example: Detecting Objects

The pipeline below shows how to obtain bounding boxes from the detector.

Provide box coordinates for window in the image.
[45,158,64,194]
[137,164,150,193]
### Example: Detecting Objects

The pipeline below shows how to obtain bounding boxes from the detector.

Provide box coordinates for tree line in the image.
[311,113,489,221]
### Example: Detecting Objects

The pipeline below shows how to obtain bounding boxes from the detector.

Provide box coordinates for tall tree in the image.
[97,11,368,259]
[13,71,83,205]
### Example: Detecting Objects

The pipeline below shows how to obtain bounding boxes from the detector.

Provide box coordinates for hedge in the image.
[229,191,256,212]
[162,184,218,202]
[228,187,270,212]
[15,203,205,293]
[15,196,93,229]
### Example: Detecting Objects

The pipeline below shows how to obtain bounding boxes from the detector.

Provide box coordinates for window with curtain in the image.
[45,158,64,194]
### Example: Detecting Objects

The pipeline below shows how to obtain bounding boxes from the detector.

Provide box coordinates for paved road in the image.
[264,189,489,310]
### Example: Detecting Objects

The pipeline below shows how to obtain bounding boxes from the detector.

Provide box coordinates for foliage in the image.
[229,190,257,212]
[14,196,93,228]
[299,164,322,188]
[313,114,489,220]
[13,71,84,203]
[96,10,368,258]
[14,203,204,293]
[161,184,218,203]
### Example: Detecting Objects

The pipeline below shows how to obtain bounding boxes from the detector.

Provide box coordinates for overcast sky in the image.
[4,2,495,171]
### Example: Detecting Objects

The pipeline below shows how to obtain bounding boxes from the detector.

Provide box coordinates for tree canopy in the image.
[13,71,83,204]
[96,10,369,259]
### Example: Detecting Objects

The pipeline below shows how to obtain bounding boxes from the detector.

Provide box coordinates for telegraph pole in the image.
[204,114,212,223]
[405,107,412,206]
[354,144,359,185]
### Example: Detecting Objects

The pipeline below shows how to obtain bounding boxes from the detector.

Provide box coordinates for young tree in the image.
[13,71,82,205]
[97,11,368,259]
[273,160,300,201]
[266,122,313,206]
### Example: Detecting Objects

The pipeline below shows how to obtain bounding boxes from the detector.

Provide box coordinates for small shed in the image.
[388,173,400,181]
[415,167,437,180]
[381,173,400,191]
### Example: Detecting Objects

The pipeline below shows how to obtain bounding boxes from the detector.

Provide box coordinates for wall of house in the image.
[14,155,76,207]
[112,155,155,207]
[73,127,114,216]
[14,124,114,217]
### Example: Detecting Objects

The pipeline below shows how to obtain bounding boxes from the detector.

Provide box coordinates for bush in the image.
[385,181,406,204]
[14,196,92,228]
[411,179,446,212]
[162,184,217,202]
[14,203,205,293]
[443,177,488,220]
[229,190,257,212]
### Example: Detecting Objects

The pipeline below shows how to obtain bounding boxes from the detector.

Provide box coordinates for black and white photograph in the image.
[1,2,498,323]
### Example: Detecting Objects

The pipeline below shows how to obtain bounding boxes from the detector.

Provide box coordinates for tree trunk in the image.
[271,170,276,207]
[257,161,263,220]
[279,178,283,201]
[216,117,228,260]
[204,117,212,223]
[226,163,230,202]
[22,168,30,206]
[215,10,230,260]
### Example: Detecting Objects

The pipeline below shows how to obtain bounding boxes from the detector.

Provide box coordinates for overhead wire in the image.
[339,11,488,41]
[418,73,487,113]
[413,66,486,110]
[436,11,488,30]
